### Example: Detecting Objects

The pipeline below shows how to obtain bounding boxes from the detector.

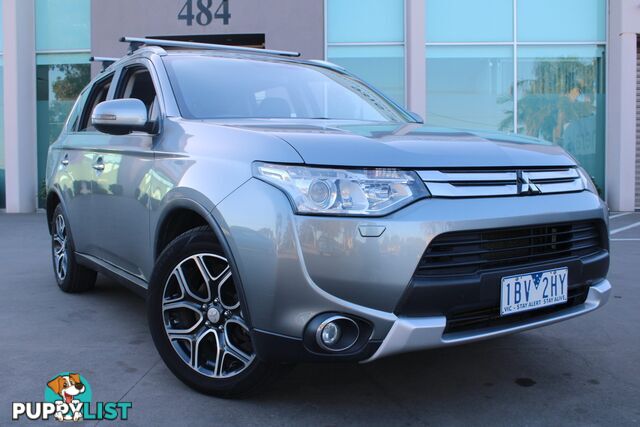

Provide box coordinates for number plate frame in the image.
[500,267,569,316]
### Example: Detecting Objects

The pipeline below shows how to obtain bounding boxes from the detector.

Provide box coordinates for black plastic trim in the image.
[396,250,609,318]
[251,328,381,363]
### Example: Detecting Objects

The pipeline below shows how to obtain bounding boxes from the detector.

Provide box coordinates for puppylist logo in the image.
[12,372,132,422]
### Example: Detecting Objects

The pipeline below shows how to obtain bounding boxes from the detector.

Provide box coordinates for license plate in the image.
[500,268,568,316]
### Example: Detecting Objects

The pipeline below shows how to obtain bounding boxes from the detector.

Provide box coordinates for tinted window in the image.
[163,56,410,122]
[66,88,90,133]
[79,73,114,131]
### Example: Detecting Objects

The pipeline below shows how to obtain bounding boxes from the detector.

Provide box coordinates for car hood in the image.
[213,120,577,168]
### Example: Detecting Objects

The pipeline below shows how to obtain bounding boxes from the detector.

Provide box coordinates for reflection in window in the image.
[511,46,606,190]
[37,62,91,205]
[425,46,513,131]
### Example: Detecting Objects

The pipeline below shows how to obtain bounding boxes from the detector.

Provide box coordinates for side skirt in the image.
[76,252,148,298]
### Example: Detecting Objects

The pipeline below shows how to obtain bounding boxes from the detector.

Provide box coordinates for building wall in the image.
[90,0,324,61]
[607,0,639,211]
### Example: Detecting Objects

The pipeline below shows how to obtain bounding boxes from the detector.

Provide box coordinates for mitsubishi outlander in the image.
[45,38,611,397]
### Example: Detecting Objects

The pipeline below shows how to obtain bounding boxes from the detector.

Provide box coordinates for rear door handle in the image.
[93,157,105,172]
[61,154,69,166]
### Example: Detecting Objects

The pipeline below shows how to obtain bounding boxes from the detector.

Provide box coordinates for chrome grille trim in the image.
[418,168,583,197]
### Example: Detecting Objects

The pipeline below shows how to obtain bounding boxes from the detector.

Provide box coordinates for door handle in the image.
[93,157,105,172]
[61,155,69,166]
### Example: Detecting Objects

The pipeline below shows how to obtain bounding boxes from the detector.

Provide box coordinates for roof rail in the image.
[120,36,301,58]
[90,56,119,71]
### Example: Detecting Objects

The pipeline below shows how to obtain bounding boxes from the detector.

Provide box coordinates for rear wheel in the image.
[51,204,97,293]
[147,226,285,398]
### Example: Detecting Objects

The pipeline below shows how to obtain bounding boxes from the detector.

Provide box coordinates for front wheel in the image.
[147,226,286,398]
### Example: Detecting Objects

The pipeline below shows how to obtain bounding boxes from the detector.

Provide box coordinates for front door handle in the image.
[93,157,105,172]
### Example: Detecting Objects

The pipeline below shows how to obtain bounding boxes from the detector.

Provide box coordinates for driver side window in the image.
[116,65,160,126]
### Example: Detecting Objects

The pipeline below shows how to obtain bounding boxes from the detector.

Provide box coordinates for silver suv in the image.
[46,38,611,397]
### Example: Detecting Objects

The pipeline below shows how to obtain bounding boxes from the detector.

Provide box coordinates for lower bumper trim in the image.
[251,328,382,363]
[362,279,611,363]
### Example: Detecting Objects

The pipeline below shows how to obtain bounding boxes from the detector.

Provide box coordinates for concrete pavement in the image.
[1,213,639,426]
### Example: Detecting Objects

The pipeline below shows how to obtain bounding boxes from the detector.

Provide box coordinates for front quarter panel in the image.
[147,118,304,277]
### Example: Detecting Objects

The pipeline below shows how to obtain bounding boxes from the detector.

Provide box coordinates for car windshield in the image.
[162,55,411,122]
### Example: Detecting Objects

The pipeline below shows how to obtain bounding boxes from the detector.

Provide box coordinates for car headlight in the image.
[253,162,429,216]
[577,167,598,195]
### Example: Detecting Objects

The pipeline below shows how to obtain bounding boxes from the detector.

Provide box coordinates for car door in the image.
[55,73,115,254]
[88,60,159,281]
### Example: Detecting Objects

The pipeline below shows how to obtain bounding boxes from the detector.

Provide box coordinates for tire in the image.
[147,226,286,398]
[51,204,97,293]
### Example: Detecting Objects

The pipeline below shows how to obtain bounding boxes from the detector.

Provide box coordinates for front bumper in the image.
[363,279,611,362]
[213,178,610,361]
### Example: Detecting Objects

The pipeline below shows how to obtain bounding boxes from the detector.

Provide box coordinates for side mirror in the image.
[408,112,424,124]
[91,99,149,135]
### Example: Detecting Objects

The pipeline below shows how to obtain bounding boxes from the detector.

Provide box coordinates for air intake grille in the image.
[444,284,590,334]
[415,222,604,278]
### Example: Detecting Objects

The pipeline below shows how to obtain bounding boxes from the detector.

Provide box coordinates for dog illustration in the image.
[47,373,86,421]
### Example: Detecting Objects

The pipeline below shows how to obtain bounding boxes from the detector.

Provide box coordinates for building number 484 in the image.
[178,0,230,26]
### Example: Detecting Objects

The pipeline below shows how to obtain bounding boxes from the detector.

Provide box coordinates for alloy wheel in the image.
[161,253,255,378]
[52,214,68,281]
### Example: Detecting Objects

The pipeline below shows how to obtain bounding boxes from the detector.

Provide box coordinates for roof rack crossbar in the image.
[90,56,119,71]
[120,36,301,57]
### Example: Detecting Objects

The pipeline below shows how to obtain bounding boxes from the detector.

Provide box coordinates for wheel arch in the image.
[45,188,65,234]
[153,198,253,327]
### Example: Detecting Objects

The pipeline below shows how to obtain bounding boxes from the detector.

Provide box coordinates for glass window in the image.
[116,66,160,124]
[78,73,113,131]
[517,45,606,190]
[36,0,91,51]
[425,46,514,131]
[163,56,410,122]
[37,56,91,206]
[425,0,513,42]
[518,0,606,42]
[327,0,404,43]
[328,45,405,106]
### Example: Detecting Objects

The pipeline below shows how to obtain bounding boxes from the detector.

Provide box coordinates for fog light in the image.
[321,322,341,346]
[313,315,360,352]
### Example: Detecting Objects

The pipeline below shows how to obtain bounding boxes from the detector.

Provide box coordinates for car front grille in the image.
[415,221,605,278]
[444,284,590,334]
[417,168,583,198]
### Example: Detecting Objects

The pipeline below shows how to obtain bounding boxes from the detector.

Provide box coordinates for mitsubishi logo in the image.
[517,171,541,195]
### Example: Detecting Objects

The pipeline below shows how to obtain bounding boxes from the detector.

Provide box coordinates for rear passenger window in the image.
[78,73,114,132]
[65,89,89,133]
